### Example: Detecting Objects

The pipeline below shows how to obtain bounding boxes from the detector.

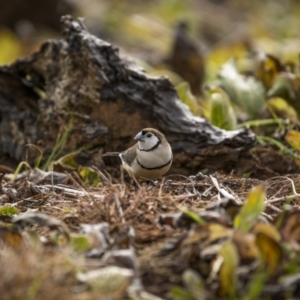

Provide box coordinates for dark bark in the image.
[0,15,292,178]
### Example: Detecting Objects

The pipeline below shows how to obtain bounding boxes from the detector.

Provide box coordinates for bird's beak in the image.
[134,131,145,142]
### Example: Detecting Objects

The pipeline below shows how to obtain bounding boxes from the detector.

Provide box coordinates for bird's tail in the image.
[102,152,120,157]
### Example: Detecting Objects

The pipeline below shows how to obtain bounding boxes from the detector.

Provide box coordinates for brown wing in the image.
[120,144,137,166]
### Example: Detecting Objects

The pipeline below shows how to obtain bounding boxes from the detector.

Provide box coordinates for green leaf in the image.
[0,206,19,216]
[169,287,197,300]
[180,269,205,299]
[180,207,205,225]
[217,59,265,119]
[52,151,80,170]
[70,235,91,253]
[43,115,73,171]
[243,270,267,300]
[234,185,266,232]
[79,166,101,186]
[257,136,300,160]
[176,82,201,116]
[205,85,237,130]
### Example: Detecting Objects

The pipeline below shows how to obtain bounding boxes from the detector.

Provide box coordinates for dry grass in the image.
[0,172,300,299]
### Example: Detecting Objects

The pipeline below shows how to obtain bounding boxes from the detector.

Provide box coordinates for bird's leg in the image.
[120,165,125,185]
[128,171,140,188]
[132,176,141,188]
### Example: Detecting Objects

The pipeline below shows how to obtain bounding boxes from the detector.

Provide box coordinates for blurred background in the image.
[2,0,300,147]
[1,0,300,71]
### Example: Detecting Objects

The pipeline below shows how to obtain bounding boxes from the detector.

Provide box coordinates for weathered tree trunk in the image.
[0,15,296,178]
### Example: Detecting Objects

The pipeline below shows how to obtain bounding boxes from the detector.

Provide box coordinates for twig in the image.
[261,212,274,221]
[173,194,198,200]
[210,175,236,200]
[266,203,281,213]
[266,177,300,204]
[266,195,299,204]
[92,166,112,186]
[114,193,125,224]
[34,184,104,200]
[286,177,300,196]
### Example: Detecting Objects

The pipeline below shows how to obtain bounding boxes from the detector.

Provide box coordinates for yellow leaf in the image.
[219,241,239,297]
[255,232,282,276]
[208,223,233,243]
[267,73,300,115]
[0,227,24,251]
[253,52,282,89]
[285,130,300,152]
[0,29,22,64]
[251,222,281,242]
[53,151,80,170]
[79,166,101,186]
[267,97,298,120]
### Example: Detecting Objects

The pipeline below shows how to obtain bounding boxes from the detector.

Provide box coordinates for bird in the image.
[102,128,172,181]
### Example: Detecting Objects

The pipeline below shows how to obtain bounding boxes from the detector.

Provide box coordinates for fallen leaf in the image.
[255,232,282,276]
[251,222,281,242]
[277,210,300,251]
[232,231,260,263]
[77,266,134,296]
[0,227,23,250]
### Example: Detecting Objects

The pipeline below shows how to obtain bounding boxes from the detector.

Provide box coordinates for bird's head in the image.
[134,128,163,151]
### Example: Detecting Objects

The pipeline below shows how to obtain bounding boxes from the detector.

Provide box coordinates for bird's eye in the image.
[146,133,152,138]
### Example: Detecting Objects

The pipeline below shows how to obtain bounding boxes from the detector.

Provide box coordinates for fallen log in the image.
[0,15,297,178]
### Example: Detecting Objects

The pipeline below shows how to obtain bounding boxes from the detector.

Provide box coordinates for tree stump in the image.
[1,15,295,178]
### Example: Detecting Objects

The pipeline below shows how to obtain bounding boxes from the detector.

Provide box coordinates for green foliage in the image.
[79,167,101,186]
[43,115,73,171]
[51,151,81,170]
[0,206,19,216]
[12,161,31,181]
[176,82,201,116]
[234,185,266,232]
[170,269,205,300]
[243,270,268,300]
[180,207,205,225]
[267,73,300,115]
[205,85,237,130]
[70,235,91,253]
[257,136,300,160]
[217,59,266,119]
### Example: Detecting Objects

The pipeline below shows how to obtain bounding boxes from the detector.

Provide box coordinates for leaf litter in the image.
[0,170,300,299]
